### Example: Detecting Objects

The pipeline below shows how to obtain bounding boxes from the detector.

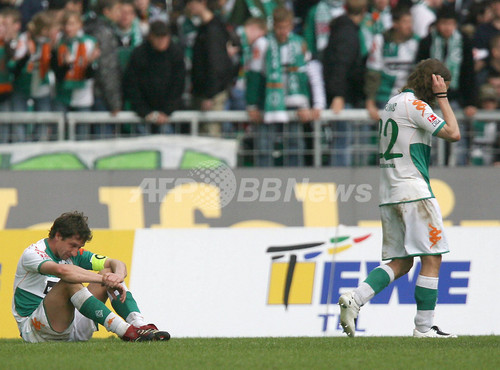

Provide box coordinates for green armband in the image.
[90,254,108,271]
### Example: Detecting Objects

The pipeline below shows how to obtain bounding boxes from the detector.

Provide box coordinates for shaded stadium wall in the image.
[0,168,498,229]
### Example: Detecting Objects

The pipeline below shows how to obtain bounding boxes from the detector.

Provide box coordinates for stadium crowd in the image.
[0,0,499,166]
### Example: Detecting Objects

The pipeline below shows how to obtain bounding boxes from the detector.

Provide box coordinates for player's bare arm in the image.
[432,74,461,142]
[103,258,128,282]
[39,261,126,302]
[40,260,104,285]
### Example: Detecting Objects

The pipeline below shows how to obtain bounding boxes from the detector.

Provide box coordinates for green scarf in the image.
[236,26,251,83]
[430,29,462,90]
[264,33,310,123]
[245,0,277,29]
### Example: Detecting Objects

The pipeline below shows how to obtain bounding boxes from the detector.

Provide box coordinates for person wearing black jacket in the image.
[322,0,368,166]
[123,20,186,134]
[416,6,477,117]
[186,0,234,137]
[416,6,477,165]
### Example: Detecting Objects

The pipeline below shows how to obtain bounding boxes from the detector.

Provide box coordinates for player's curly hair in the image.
[402,59,452,105]
[49,211,93,242]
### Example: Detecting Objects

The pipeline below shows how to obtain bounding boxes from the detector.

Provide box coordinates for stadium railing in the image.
[1,109,498,167]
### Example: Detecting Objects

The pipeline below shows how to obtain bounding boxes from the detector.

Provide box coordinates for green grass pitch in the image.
[0,336,499,369]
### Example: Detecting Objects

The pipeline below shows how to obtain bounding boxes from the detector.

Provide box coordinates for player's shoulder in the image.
[23,239,51,259]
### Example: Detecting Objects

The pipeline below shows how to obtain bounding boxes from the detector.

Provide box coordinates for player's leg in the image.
[44,281,131,338]
[407,199,456,337]
[339,203,409,336]
[88,268,170,341]
[413,254,455,337]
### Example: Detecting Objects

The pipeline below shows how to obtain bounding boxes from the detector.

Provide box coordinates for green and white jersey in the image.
[366,33,420,103]
[12,238,107,323]
[378,89,446,206]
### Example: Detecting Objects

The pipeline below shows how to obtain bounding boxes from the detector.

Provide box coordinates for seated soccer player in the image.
[12,211,169,342]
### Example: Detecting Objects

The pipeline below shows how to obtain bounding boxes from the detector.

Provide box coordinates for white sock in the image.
[126,311,148,328]
[70,288,93,310]
[103,313,130,337]
[414,310,435,333]
[353,282,375,306]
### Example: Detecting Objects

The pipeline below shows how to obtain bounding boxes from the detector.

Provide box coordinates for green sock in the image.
[414,285,438,310]
[364,267,391,294]
[79,296,113,326]
[111,291,141,319]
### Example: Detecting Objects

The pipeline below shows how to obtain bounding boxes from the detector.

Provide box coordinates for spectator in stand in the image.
[227,0,285,28]
[411,0,444,38]
[0,10,14,143]
[11,10,60,141]
[365,6,419,121]
[84,0,122,137]
[416,6,476,117]
[123,20,185,135]
[116,0,143,71]
[226,17,267,112]
[416,5,477,166]
[476,33,500,87]
[470,83,498,165]
[186,0,234,137]
[322,0,368,166]
[246,7,323,166]
[360,0,393,57]
[16,0,47,31]
[461,0,493,39]
[134,0,168,36]
[303,0,345,60]
[474,0,500,65]
[53,10,100,140]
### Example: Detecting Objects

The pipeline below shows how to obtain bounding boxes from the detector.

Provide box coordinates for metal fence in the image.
[0,109,498,167]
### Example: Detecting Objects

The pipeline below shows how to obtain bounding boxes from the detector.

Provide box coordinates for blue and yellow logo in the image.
[266,234,372,308]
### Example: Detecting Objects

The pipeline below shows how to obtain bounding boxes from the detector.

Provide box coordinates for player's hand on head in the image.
[432,74,447,94]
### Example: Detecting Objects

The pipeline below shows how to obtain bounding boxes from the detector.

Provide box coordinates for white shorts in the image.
[18,302,97,343]
[380,198,449,261]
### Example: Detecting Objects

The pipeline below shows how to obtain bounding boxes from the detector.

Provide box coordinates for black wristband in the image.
[434,92,448,98]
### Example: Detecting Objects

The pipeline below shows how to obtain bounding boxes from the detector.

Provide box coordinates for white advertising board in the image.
[130,227,499,337]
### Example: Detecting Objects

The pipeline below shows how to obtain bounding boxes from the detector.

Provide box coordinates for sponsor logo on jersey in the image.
[412,99,427,116]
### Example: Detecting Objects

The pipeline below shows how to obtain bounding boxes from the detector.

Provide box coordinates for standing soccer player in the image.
[12,211,170,342]
[338,59,460,337]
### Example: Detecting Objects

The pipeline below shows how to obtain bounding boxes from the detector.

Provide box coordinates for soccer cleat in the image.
[121,325,155,342]
[137,324,171,341]
[413,326,457,338]
[338,291,360,337]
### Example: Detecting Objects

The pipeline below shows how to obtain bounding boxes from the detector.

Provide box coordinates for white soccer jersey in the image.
[379,90,445,205]
[12,239,105,324]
